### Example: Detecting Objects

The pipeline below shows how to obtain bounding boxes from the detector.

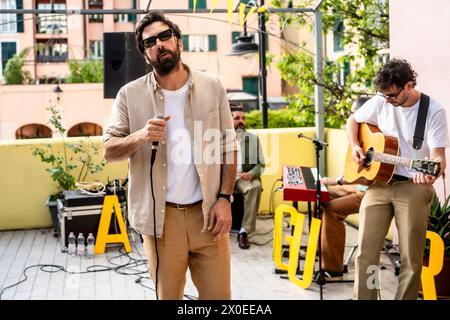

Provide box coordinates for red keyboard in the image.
[282,165,330,203]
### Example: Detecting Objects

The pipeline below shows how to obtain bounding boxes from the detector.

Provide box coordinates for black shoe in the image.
[237,232,250,249]
[322,270,344,281]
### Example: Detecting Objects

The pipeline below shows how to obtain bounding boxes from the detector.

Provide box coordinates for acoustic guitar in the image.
[344,123,440,184]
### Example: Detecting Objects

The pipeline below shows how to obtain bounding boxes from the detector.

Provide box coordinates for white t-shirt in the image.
[353,94,449,178]
[163,82,203,204]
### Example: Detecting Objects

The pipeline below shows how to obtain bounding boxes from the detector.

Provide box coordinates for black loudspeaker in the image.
[103,32,150,99]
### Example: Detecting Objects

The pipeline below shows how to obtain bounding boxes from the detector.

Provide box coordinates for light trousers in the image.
[235,178,262,234]
[142,203,231,300]
[353,181,433,300]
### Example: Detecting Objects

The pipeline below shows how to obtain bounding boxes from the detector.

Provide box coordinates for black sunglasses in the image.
[377,84,406,99]
[141,29,174,49]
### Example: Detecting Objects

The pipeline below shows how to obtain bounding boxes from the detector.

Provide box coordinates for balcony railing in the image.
[36,54,68,63]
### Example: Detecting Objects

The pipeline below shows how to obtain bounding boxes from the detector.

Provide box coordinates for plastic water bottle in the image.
[86,233,95,258]
[76,233,85,256]
[68,232,76,256]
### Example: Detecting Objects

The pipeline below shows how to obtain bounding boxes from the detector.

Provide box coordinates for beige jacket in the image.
[104,65,238,236]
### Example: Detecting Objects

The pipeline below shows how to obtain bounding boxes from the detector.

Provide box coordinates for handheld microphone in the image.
[150,114,165,165]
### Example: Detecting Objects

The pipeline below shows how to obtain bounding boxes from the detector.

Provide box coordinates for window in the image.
[114,14,130,23]
[183,35,217,52]
[16,124,52,139]
[88,0,103,22]
[113,0,136,22]
[89,40,103,59]
[88,0,103,6]
[0,0,17,33]
[36,3,67,34]
[189,0,206,9]
[36,39,68,63]
[88,14,103,23]
[68,123,103,137]
[333,19,344,52]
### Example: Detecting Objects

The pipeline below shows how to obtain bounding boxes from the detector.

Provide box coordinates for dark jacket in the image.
[239,130,265,178]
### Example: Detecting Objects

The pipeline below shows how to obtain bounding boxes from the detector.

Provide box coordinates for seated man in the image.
[320,176,366,279]
[230,103,265,249]
[319,96,370,279]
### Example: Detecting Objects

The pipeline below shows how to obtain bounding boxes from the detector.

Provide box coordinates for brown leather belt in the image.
[166,200,203,210]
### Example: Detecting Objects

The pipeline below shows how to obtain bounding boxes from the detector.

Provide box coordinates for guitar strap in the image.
[413,93,430,151]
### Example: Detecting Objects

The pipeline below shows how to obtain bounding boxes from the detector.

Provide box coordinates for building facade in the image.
[0,0,285,139]
[0,0,137,83]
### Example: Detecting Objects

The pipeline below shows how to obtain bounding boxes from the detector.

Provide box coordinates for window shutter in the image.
[231,31,240,45]
[208,35,217,51]
[128,0,137,22]
[182,35,189,51]
[16,0,24,32]
[189,0,207,9]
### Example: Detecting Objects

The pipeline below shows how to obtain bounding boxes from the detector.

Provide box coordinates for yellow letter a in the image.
[95,195,131,254]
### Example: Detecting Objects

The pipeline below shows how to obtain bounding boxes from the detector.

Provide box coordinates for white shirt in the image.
[353,94,449,177]
[163,82,203,204]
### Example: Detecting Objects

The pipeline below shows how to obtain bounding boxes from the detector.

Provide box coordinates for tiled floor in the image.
[0,215,398,300]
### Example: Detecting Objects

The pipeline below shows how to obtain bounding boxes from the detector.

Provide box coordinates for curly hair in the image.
[374,59,418,91]
[135,11,182,56]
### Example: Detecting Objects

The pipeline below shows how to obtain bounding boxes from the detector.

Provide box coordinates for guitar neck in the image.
[373,151,412,169]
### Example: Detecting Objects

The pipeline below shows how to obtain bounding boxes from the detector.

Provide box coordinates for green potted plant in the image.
[32,105,106,236]
[423,193,450,298]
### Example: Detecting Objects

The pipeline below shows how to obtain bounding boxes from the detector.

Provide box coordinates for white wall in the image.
[390,0,450,199]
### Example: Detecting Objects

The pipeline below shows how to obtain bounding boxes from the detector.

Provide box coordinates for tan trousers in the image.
[142,204,231,300]
[354,181,434,300]
[321,189,364,272]
[235,178,262,234]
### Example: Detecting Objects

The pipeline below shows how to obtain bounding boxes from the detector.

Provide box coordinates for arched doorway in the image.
[15,124,52,139]
[67,122,103,137]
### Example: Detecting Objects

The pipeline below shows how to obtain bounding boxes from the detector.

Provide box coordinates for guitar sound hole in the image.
[364,147,374,167]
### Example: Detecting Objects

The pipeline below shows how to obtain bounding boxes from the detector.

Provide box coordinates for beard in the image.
[392,93,408,107]
[149,47,181,76]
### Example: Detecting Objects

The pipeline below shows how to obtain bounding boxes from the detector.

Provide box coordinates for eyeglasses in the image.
[141,29,173,49]
[377,85,405,100]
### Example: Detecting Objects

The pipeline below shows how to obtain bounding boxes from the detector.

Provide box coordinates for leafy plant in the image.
[245,108,309,129]
[3,48,32,85]
[273,0,389,128]
[425,194,450,257]
[32,105,106,200]
[66,59,103,83]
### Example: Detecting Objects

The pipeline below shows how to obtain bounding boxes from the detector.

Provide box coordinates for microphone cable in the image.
[150,157,160,300]
[149,114,164,300]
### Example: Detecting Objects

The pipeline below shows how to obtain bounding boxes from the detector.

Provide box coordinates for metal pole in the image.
[314,8,325,177]
[259,0,268,129]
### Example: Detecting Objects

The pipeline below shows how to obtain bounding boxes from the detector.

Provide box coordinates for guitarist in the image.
[346,59,449,300]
